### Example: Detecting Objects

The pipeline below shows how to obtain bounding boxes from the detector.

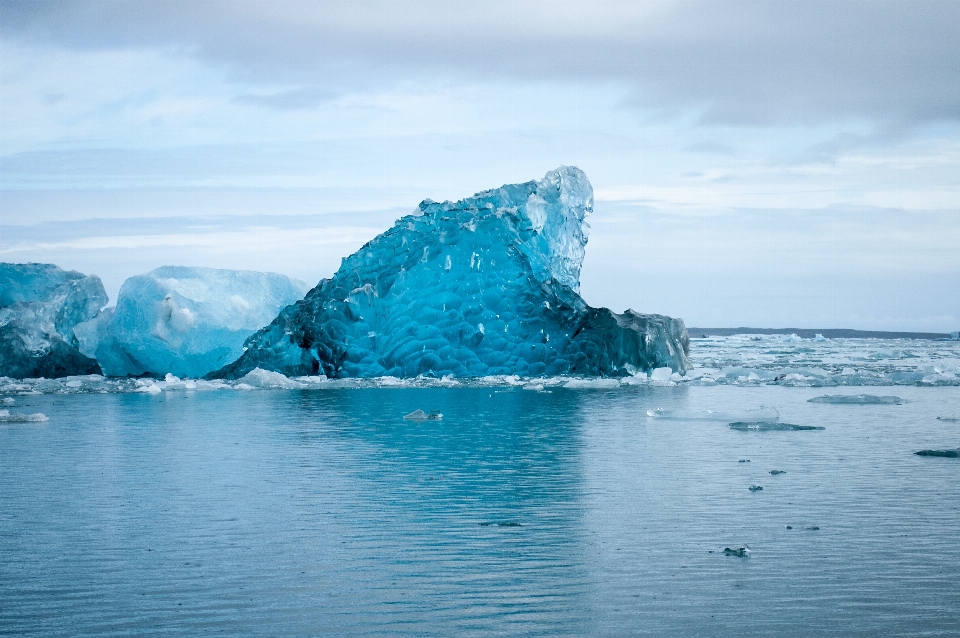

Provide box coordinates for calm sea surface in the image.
[2,337,960,636]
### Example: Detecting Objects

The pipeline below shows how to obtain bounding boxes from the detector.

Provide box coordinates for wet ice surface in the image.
[2,385,959,636]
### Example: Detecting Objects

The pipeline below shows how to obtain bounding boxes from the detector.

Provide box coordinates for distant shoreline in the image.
[687,327,955,340]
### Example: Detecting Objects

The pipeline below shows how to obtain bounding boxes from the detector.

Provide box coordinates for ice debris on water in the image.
[915,449,960,458]
[769,470,786,475]
[0,263,106,378]
[0,409,48,423]
[723,547,750,557]
[808,394,904,405]
[646,407,780,422]
[936,415,959,422]
[2,397,13,404]
[212,167,690,380]
[729,422,824,431]
[77,267,309,379]
[403,409,443,421]
[748,485,763,492]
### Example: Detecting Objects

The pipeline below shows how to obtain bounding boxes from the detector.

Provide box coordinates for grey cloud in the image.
[3,0,960,126]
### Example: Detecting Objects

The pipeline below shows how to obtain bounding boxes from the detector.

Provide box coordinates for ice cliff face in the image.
[79,267,310,378]
[214,166,689,379]
[0,263,106,378]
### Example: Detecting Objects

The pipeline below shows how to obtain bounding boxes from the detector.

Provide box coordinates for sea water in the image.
[1,337,959,636]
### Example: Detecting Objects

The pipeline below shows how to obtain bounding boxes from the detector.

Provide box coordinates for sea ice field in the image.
[1,335,959,636]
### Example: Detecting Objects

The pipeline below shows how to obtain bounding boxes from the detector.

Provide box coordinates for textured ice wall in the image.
[214,167,689,379]
[0,263,106,378]
[81,267,310,378]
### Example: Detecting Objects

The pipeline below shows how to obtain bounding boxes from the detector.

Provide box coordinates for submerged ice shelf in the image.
[214,167,690,379]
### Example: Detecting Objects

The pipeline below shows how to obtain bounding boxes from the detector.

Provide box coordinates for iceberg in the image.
[0,263,106,378]
[80,266,310,378]
[213,167,689,379]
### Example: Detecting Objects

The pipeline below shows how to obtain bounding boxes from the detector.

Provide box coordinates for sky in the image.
[1,0,958,331]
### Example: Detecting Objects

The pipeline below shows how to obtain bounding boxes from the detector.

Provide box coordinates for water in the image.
[2,338,960,635]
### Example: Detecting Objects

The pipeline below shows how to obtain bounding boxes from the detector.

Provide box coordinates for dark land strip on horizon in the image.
[688,328,957,340]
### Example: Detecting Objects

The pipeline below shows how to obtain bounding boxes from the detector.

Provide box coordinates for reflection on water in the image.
[1,386,959,636]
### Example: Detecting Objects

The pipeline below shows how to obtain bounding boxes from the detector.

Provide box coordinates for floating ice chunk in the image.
[135,381,162,394]
[236,367,305,389]
[808,394,903,405]
[0,409,48,423]
[915,449,959,458]
[650,367,673,381]
[2,397,13,404]
[564,378,621,389]
[0,263,106,378]
[723,547,751,557]
[937,415,959,422]
[213,168,690,380]
[85,267,309,379]
[729,422,824,431]
[403,409,443,421]
[647,407,780,422]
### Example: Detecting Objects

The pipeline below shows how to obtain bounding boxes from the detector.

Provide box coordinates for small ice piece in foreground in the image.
[748,485,763,492]
[729,422,825,431]
[914,449,960,458]
[808,394,903,405]
[0,409,49,422]
[723,547,751,557]
[403,409,443,421]
[936,415,959,422]
[82,266,309,379]
[769,470,786,475]
[2,397,13,404]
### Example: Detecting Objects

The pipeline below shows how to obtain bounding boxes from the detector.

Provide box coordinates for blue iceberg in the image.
[0,263,107,378]
[214,167,689,379]
[80,267,310,378]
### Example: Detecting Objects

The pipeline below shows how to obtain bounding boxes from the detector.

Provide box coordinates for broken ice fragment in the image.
[0,409,48,423]
[808,394,903,405]
[403,409,443,421]
[723,547,750,557]
[915,449,960,458]
[729,422,825,431]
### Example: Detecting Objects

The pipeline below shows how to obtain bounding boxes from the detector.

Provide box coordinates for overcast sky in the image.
[1,0,958,331]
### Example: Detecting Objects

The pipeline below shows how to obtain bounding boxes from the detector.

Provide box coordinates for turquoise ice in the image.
[80,267,309,378]
[0,263,106,378]
[215,167,689,379]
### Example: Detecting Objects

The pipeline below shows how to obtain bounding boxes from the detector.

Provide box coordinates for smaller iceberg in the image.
[0,263,106,378]
[79,267,309,378]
